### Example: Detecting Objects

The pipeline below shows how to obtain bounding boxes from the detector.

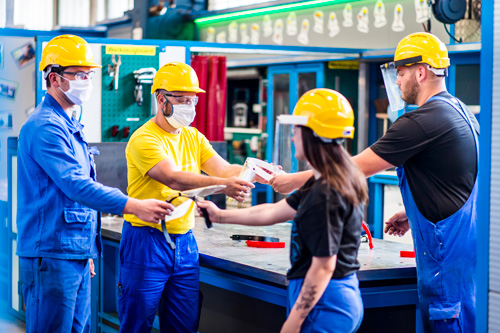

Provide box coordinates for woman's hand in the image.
[253,164,283,184]
[196,200,222,224]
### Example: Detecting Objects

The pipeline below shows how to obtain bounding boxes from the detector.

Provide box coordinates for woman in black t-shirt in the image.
[198,88,368,333]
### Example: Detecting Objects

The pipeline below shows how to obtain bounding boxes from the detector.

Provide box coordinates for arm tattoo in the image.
[295,280,317,318]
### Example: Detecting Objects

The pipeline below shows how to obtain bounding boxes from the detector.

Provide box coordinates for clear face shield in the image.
[273,114,309,173]
[380,61,406,122]
[380,55,423,122]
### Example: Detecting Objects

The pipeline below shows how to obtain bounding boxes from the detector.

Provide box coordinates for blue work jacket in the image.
[16,94,128,259]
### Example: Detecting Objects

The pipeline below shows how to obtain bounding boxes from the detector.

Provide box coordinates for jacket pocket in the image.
[61,208,93,252]
[64,208,93,223]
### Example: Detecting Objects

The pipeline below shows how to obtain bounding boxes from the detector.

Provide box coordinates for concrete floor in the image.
[0,316,25,333]
[0,300,25,333]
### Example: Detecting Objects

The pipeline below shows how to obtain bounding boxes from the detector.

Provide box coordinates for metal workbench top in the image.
[101,216,416,286]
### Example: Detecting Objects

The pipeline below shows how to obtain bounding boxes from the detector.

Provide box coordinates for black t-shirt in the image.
[371,92,479,223]
[285,176,363,280]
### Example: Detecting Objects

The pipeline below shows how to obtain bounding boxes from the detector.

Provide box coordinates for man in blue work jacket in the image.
[16,34,174,332]
[269,32,478,332]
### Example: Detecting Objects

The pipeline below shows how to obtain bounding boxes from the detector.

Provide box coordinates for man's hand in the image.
[268,173,294,194]
[384,211,410,237]
[223,176,254,202]
[123,198,175,224]
[89,259,96,278]
[269,172,307,194]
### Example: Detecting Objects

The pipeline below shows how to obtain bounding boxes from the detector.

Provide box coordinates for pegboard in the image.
[101,46,159,142]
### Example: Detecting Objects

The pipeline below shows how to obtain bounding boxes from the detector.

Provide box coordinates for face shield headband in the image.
[274,115,345,172]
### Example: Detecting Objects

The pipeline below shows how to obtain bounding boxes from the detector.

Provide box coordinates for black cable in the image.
[443,23,462,43]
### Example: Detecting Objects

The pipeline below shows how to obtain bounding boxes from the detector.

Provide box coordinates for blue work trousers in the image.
[20,257,91,333]
[118,222,200,333]
[288,273,363,333]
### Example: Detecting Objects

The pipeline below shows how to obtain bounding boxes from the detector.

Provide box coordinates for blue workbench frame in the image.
[96,235,419,332]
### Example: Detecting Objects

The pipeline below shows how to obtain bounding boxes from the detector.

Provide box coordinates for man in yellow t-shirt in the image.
[118,62,254,332]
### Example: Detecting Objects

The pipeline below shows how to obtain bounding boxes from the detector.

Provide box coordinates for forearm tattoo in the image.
[295,280,317,318]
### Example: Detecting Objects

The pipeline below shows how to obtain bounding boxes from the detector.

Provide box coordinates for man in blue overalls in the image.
[355,33,479,332]
[269,32,478,332]
[17,34,173,332]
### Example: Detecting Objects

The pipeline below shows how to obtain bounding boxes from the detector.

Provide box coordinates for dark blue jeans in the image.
[288,273,363,333]
[20,257,91,332]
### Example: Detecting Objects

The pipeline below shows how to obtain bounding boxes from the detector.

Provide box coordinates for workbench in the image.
[96,217,419,333]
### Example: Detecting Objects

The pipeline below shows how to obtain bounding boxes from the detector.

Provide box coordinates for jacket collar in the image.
[44,93,84,134]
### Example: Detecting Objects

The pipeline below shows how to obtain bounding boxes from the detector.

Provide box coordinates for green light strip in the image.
[194,0,362,25]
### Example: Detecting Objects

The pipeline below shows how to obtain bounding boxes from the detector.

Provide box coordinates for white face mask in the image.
[165,104,196,128]
[57,74,93,105]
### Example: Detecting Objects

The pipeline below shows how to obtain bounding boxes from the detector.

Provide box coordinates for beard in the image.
[401,76,419,105]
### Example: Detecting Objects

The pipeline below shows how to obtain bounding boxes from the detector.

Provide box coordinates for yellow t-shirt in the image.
[124,120,216,233]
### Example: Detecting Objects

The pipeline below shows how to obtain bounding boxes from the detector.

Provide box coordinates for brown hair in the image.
[301,126,368,207]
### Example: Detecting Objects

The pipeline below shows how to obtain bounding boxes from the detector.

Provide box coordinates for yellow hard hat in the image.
[281,88,354,140]
[39,34,101,71]
[394,32,450,69]
[151,62,205,94]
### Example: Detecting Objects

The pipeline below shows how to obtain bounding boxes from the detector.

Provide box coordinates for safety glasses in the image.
[60,70,95,80]
[162,93,199,106]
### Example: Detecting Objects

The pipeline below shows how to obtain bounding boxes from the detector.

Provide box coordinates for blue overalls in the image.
[17,94,128,332]
[118,222,200,333]
[397,96,477,332]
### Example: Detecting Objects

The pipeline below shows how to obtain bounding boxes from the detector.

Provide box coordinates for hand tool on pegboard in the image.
[108,54,121,91]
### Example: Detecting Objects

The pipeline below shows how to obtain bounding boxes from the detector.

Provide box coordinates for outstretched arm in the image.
[352,147,394,177]
[148,157,254,201]
[197,199,296,226]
